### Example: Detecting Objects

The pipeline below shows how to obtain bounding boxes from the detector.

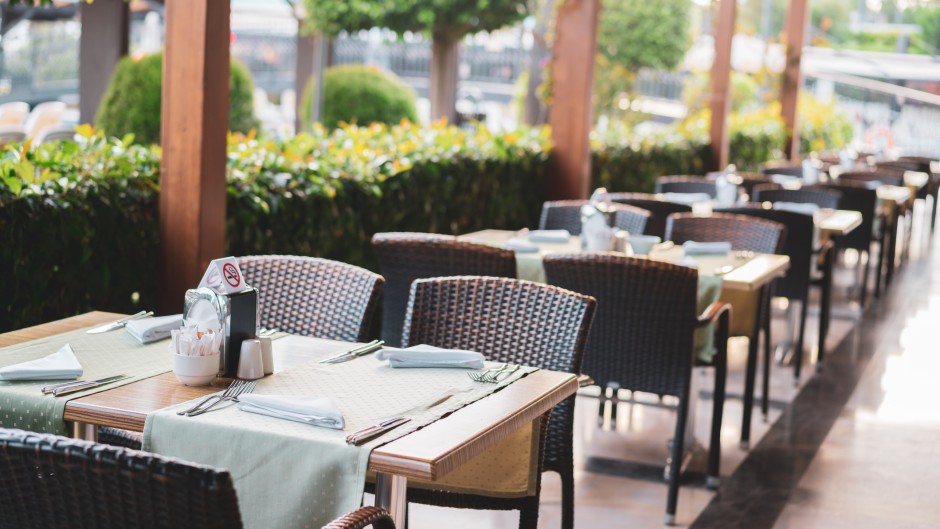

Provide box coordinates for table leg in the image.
[817,245,834,369]
[740,285,764,449]
[375,472,408,528]
[72,422,98,442]
[886,211,898,287]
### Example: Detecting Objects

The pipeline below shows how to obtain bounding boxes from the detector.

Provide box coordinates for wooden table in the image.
[0,312,579,526]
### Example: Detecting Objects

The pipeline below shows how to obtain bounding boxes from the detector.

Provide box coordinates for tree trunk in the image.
[524,0,555,125]
[430,30,460,124]
[79,0,129,123]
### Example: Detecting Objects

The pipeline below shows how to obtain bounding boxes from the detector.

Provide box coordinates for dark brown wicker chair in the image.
[752,186,841,210]
[655,175,717,198]
[665,212,786,447]
[838,169,904,187]
[238,255,384,342]
[895,155,939,232]
[538,200,651,235]
[0,428,395,529]
[608,192,693,239]
[372,233,516,347]
[401,276,596,529]
[543,254,730,526]
[760,162,803,178]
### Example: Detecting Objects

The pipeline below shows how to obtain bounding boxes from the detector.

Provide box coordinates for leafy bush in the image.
[95,52,259,145]
[300,65,418,131]
[0,122,549,332]
[798,95,854,154]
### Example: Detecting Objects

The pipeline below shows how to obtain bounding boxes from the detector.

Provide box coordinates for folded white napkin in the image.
[773,202,820,215]
[0,344,83,381]
[682,241,732,255]
[237,394,345,429]
[503,237,539,253]
[126,314,183,344]
[528,229,571,243]
[662,192,712,205]
[375,345,486,369]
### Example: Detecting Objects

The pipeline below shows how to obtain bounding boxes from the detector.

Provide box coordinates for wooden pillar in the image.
[158,0,230,313]
[781,0,810,159]
[294,30,315,133]
[709,0,736,171]
[547,0,601,200]
[78,0,128,123]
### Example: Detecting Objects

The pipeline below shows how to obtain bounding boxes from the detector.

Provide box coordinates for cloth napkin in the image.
[237,394,345,429]
[528,229,571,243]
[662,192,712,205]
[773,202,820,215]
[0,344,83,381]
[682,241,732,255]
[126,314,183,344]
[375,345,486,369]
[503,237,539,253]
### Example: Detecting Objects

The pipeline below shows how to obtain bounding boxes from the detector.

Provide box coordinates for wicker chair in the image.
[238,255,384,342]
[538,200,650,235]
[0,428,395,529]
[665,212,786,447]
[838,169,904,187]
[608,192,693,239]
[543,254,730,526]
[372,233,516,347]
[895,155,939,232]
[760,162,803,178]
[752,186,842,210]
[401,276,596,529]
[655,175,717,198]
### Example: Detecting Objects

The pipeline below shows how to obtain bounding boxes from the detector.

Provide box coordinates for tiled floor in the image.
[395,203,939,529]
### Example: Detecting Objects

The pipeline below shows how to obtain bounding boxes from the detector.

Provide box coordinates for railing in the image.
[804,70,940,158]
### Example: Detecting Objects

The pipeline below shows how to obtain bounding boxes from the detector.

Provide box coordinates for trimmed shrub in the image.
[301,65,418,130]
[0,122,549,332]
[95,53,259,145]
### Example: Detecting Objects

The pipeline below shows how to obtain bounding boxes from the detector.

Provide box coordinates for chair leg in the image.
[665,395,690,526]
[794,296,808,385]
[931,193,938,233]
[740,286,764,449]
[560,469,575,529]
[817,246,834,368]
[860,249,870,310]
[875,229,886,299]
[708,311,729,489]
[518,496,540,529]
[761,291,772,418]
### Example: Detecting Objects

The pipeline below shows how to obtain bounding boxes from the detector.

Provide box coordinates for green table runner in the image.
[144,336,537,529]
[0,326,173,435]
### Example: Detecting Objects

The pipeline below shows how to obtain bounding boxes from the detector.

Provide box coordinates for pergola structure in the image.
[58,0,811,310]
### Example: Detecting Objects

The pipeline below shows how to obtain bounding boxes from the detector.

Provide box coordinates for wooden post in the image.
[294,30,315,133]
[78,0,128,123]
[430,30,460,124]
[158,0,230,313]
[709,0,735,171]
[547,0,600,200]
[781,0,810,159]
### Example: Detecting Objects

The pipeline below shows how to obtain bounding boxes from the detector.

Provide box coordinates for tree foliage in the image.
[597,0,691,72]
[300,65,418,130]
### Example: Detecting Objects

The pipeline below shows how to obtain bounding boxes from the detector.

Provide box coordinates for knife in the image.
[86,311,153,334]
[48,375,131,397]
[345,417,410,446]
[41,374,130,395]
[319,340,384,364]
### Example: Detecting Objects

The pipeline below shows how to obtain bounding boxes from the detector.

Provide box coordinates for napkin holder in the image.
[183,287,258,378]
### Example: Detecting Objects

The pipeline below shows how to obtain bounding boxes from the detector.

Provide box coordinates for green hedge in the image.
[300,65,419,131]
[0,123,549,332]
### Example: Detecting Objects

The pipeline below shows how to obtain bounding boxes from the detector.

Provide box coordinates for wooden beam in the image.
[709,0,736,171]
[547,0,601,200]
[78,0,128,123]
[781,0,810,159]
[158,0,230,313]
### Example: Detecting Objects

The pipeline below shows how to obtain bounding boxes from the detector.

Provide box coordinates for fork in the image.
[186,381,257,417]
[177,379,249,416]
[469,364,507,383]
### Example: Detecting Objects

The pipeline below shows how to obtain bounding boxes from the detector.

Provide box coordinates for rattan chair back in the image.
[715,207,814,300]
[760,163,803,178]
[655,175,717,197]
[608,192,693,239]
[838,170,904,187]
[0,428,243,529]
[238,255,383,342]
[372,233,516,346]
[665,212,786,254]
[808,182,879,252]
[751,186,842,209]
[538,200,651,235]
[543,253,698,396]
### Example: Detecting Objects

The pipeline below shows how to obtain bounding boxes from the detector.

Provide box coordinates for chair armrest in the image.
[695,301,732,328]
[321,506,396,529]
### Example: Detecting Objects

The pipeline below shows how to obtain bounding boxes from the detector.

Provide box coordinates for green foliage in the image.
[300,65,418,131]
[95,53,260,145]
[0,123,550,332]
[682,71,762,115]
[909,5,940,54]
[598,0,691,72]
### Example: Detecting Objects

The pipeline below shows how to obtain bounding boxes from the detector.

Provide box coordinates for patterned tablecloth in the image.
[0,326,173,435]
[144,335,539,529]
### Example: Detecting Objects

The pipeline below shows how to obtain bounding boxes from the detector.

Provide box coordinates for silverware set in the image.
[85,311,154,334]
[40,375,131,396]
[345,416,410,445]
[319,340,384,364]
[469,364,522,383]
[177,379,257,417]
